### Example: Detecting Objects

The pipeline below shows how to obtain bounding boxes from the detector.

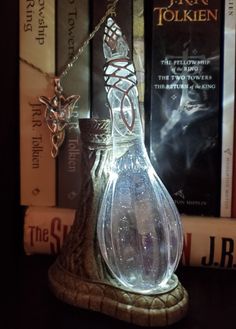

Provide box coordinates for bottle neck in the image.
[104,57,144,154]
[111,110,144,145]
[111,96,145,163]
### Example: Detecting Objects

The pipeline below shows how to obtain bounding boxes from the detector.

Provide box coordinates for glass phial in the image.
[97,18,183,295]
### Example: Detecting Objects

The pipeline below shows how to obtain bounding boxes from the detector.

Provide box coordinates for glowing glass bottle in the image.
[97,18,183,295]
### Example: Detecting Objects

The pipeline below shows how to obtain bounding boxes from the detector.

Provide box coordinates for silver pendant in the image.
[39,78,80,158]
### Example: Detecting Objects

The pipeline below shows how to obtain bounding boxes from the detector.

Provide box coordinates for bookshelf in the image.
[4,2,236,329]
[14,255,236,329]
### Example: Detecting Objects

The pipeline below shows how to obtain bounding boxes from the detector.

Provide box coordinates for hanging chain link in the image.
[20,0,119,83]
[20,0,119,157]
[60,0,118,80]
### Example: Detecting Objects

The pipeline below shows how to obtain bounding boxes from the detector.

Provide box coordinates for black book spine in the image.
[145,0,224,216]
[56,0,90,209]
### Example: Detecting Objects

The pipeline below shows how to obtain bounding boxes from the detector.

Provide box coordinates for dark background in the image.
[1,0,22,310]
[2,2,236,329]
[1,1,25,328]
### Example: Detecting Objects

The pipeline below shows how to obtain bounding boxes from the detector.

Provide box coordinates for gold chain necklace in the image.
[20,0,119,158]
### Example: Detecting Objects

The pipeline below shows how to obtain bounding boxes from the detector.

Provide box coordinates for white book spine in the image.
[220,1,236,217]
[19,0,56,206]
[24,207,75,255]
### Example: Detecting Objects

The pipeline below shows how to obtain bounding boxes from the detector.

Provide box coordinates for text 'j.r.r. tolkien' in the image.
[153,0,218,26]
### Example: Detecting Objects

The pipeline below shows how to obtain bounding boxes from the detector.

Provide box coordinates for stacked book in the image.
[19,0,236,269]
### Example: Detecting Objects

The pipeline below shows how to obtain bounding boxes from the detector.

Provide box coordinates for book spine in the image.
[182,216,236,270]
[232,85,236,216]
[90,0,133,118]
[23,209,236,270]
[24,206,75,255]
[146,0,223,216]
[220,0,236,217]
[19,0,56,206]
[56,0,90,208]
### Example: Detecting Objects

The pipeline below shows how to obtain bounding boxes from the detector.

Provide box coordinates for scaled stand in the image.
[48,119,188,327]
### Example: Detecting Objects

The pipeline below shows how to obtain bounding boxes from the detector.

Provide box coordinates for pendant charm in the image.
[39,78,80,158]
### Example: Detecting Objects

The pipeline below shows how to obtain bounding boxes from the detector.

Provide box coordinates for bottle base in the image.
[49,261,189,327]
